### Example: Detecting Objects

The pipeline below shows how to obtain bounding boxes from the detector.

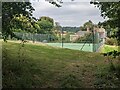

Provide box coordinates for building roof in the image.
[76,31,87,36]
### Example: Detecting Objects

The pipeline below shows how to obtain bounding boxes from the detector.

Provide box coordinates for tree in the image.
[2,2,35,40]
[48,0,62,7]
[83,20,94,31]
[98,21,118,38]
[37,16,54,34]
[54,22,61,30]
[79,20,94,31]
[11,14,37,33]
[52,22,62,41]
[90,1,120,45]
[62,27,79,32]
[2,0,62,40]
[80,26,86,31]
[90,1,120,71]
[38,16,54,26]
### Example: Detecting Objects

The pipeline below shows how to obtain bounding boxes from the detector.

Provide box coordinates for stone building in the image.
[70,27,107,43]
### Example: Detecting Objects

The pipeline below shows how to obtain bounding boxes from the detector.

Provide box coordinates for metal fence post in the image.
[92,29,95,52]
[61,27,63,48]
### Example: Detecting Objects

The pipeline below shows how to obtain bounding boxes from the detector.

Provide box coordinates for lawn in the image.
[100,45,119,53]
[2,40,120,88]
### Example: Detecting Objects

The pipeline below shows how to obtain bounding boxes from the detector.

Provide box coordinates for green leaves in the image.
[37,16,54,34]
[2,2,35,40]
[11,14,37,33]
[103,50,120,58]
[91,2,120,58]
[80,20,94,31]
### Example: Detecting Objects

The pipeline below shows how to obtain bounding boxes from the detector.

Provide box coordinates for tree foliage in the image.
[90,1,120,59]
[38,16,54,26]
[62,27,80,33]
[83,20,94,31]
[80,20,94,31]
[80,26,86,31]
[2,0,62,40]
[2,2,35,40]
[90,1,120,45]
[11,14,37,33]
[37,16,54,34]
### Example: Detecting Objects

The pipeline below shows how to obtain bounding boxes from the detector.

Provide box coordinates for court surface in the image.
[47,43,93,52]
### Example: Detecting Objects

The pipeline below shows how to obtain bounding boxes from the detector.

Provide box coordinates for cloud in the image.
[32,1,105,26]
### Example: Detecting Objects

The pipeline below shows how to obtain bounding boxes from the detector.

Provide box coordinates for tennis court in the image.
[12,32,104,52]
[47,43,93,52]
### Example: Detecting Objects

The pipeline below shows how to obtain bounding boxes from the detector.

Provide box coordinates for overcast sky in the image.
[31,0,106,27]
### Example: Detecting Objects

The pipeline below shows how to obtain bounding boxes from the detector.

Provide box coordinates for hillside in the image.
[2,40,120,88]
[62,27,80,33]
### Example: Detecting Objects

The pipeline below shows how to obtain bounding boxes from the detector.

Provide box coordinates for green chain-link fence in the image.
[8,31,104,52]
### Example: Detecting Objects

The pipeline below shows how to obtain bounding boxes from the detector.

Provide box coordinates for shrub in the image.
[105,38,118,45]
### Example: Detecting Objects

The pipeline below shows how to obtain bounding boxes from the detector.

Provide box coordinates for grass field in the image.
[2,40,120,88]
[100,45,119,53]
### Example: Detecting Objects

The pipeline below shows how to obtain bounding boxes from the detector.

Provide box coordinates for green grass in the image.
[2,40,120,88]
[100,45,119,53]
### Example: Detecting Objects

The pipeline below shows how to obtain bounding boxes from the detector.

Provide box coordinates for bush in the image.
[73,33,93,43]
[105,38,118,45]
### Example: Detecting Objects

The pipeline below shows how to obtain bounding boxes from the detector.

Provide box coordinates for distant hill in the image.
[62,27,80,33]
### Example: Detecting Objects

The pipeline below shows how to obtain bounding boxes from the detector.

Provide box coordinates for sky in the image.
[31,0,106,27]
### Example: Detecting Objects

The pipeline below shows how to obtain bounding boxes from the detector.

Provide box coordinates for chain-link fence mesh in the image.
[8,31,104,52]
